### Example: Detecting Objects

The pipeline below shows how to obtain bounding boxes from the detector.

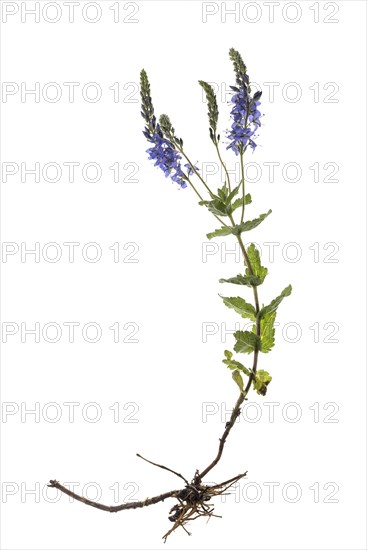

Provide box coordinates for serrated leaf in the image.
[223,350,251,376]
[232,194,252,212]
[229,210,272,236]
[234,330,259,354]
[260,311,276,353]
[219,274,262,287]
[231,198,242,212]
[246,243,268,284]
[260,285,292,318]
[232,370,244,392]
[221,296,256,321]
[227,184,241,203]
[253,370,272,396]
[206,226,233,240]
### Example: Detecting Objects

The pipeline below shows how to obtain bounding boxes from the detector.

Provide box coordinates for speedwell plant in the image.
[49,48,292,542]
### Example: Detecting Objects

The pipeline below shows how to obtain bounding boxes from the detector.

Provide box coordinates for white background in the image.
[1,1,366,549]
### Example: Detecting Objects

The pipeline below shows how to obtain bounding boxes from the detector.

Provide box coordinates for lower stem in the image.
[196,231,261,482]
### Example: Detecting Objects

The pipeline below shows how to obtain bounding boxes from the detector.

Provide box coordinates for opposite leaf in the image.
[206,226,233,239]
[232,209,272,236]
[232,193,252,212]
[234,330,259,354]
[246,243,268,284]
[219,274,262,287]
[227,184,241,203]
[260,284,292,318]
[221,296,256,321]
[259,311,276,353]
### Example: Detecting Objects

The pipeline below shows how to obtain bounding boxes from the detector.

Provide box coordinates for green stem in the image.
[214,141,232,193]
[176,145,215,198]
[185,177,204,201]
[240,151,246,223]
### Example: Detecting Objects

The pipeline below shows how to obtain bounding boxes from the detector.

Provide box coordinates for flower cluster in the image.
[140,69,188,189]
[226,49,262,155]
[145,132,187,188]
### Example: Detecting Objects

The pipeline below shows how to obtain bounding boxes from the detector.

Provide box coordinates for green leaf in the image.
[260,285,292,318]
[217,184,229,202]
[206,210,271,240]
[206,226,233,240]
[199,198,228,217]
[225,210,272,236]
[231,198,242,212]
[234,330,259,354]
[221,296,256,321]
[236,209,272,233]
[246,243,268,284]
[232,370,244,392]
[222,350,250,376]
[253,370,272,396]
[231,193,251,212]
[260,311,276,353]
[227,184,241,203]
[219,274,262,287]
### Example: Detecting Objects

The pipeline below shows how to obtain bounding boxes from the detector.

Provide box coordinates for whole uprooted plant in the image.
[49,48,292,542]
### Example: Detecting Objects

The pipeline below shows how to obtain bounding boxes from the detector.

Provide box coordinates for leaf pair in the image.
[207,210,272,240]
[224,286,292,354]
[259,284,292,318]
[221,282,292,354]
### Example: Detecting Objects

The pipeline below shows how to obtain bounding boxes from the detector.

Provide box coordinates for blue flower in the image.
[140,69,187,189]
[145,126,187,189]
[226,78,262,155]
